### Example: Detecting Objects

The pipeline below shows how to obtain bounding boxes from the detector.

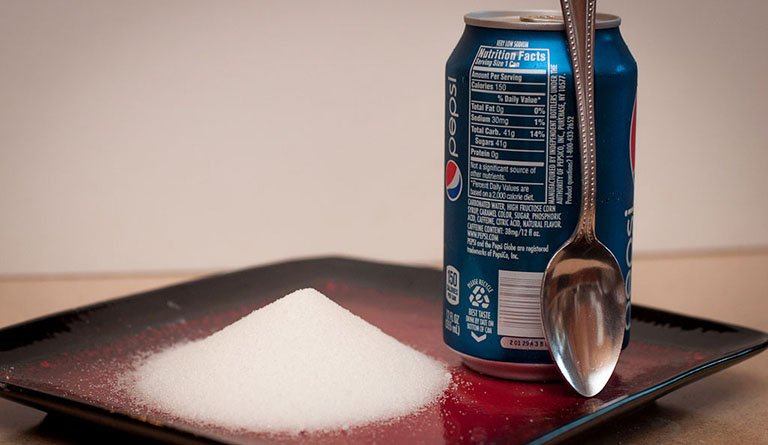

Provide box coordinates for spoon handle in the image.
[560,0,597,241]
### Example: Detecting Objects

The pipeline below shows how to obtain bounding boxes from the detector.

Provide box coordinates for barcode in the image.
[497,270,544,338]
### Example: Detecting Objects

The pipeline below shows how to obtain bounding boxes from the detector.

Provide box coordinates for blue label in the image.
[444,26,637,365]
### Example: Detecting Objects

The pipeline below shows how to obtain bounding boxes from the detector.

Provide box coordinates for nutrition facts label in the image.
[464,44,575,262]
[468,46,550,204]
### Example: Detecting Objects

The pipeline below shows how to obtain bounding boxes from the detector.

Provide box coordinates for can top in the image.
[464,10,621,31]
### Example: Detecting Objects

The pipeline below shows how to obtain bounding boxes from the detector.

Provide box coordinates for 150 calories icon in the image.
[445,265,460,305]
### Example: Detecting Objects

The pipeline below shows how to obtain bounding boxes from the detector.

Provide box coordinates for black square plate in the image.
[1,258,766,444]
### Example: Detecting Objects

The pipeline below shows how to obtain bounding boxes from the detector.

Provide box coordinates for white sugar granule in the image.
[131,288,450,434]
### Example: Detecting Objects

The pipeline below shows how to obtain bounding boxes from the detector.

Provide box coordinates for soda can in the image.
[443,11,637,380]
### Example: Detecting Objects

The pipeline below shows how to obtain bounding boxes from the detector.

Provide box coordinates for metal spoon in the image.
[540,0,628,397]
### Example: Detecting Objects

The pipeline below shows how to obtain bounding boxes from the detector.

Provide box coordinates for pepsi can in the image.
[443,11,637,380]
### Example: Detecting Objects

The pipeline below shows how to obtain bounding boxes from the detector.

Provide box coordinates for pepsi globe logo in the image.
[445,160,462,201]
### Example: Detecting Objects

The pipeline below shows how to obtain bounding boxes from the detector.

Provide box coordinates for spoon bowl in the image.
[541,236,626,397]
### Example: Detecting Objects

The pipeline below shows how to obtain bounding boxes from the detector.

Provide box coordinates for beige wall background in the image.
[0,0,766,275]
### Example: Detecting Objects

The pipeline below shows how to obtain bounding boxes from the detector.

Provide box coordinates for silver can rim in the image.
[465,10,621,31]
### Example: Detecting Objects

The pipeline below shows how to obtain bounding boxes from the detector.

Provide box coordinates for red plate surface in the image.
[0,258,766,444]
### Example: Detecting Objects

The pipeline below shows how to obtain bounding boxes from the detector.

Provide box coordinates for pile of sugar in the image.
[130,288,450,434]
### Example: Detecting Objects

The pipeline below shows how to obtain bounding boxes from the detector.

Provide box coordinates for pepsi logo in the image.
[445,160,462,201]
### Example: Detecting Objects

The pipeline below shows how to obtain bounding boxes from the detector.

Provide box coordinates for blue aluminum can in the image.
[443,11,637,380]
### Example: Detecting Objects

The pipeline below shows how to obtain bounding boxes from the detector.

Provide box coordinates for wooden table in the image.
[1,252,766,444]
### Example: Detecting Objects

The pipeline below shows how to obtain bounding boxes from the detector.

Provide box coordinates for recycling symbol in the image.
[469,285,490,309]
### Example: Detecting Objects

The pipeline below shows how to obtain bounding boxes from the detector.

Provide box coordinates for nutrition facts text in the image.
[468,47,550,204]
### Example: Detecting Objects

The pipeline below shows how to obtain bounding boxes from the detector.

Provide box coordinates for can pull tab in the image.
[520,14,564,24]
